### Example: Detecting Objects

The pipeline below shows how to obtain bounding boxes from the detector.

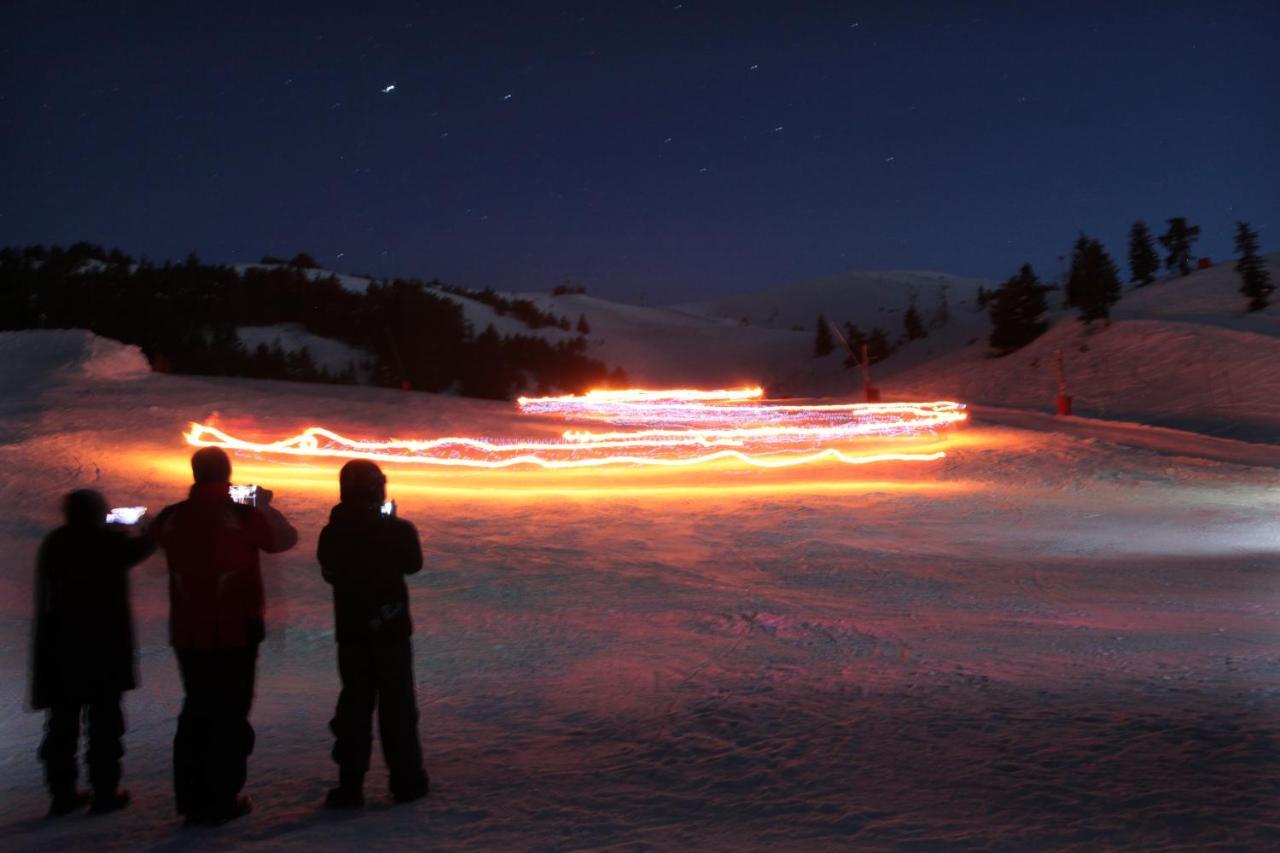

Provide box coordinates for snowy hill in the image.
[1,327,1278,849]
[223,257,1280,444]
[506,271,995,392]
[890,256,1280,441]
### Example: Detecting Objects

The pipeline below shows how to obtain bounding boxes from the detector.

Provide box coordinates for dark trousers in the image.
[331,639,425,793]
[39,694,125,797]
[174,647,258,815]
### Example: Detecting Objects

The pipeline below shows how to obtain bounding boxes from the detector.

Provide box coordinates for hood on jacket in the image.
[63,489,108,528]
[339,459,386,507]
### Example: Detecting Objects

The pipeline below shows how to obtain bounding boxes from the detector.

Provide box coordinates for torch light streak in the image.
[185,388,966,471]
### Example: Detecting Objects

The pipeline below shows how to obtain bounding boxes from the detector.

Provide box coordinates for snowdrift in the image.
[0,328,150,394]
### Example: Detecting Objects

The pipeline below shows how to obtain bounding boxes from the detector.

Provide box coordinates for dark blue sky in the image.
[3,1,1276,303]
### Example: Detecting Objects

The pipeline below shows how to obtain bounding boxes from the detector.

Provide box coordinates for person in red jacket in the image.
[153,446,297,826]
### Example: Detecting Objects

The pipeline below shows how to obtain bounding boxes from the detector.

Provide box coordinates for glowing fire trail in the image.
[185,388,966,470]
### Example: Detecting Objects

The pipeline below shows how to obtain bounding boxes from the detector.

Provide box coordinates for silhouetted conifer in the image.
[1234,221,1273,312]
[1065,235,1122,322]
[1158,217,1201,276]
[814,313,834,357]
[931,285,950,328]
[1127,221,1159,286]
[902,299,925,341]
[988,264,1050,354]
[866,327,890,363]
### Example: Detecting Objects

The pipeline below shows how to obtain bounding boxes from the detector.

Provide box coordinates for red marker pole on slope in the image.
[1054,349,1072,416]
[861,343,880,402]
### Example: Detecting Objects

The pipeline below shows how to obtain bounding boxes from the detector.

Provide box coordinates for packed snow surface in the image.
[0,330,1277,850]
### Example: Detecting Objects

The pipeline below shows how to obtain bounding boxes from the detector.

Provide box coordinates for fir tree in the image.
[576,313,591,335]
[866,327,890,363]
[1127,220,1159,286]
[842,322,866,367]
[988,264,1050,354]
[814,313,834,357]
[931,284,950,328]
[902,298,926,341]
[1065,235,1122,323]
[1158,217,1201,276]
[1234,221,1273,312]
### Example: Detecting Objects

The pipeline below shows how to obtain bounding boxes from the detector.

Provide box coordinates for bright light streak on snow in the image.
[184,387,966,472]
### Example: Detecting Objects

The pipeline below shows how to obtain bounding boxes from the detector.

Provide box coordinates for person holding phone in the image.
[152,447,297,826]
[31,489,155,816]
[317,459,428,808]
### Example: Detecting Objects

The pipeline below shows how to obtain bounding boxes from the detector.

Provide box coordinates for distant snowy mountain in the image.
[676,270,989,333]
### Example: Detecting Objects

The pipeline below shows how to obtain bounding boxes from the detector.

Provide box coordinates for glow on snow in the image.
[184,387,967,471]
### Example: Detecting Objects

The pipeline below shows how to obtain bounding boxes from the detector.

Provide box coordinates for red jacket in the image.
[154,482,297,650]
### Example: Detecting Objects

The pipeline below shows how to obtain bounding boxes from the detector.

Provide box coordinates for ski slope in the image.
[0,329,1277,850]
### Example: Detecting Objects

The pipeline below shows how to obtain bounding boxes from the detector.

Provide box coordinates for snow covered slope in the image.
[237,324,373,379]
[512,270,998,392]
[890,256,1280,441]
[0,329,1277,850]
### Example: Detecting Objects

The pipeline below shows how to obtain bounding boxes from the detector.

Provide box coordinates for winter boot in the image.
[47,790,90,818]
[185,794,252,827]
[390,770,429,804]
[324,771,365,809]
[89,788,131,815]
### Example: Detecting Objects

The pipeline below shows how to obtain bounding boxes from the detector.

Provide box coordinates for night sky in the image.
[3,1,1277,303]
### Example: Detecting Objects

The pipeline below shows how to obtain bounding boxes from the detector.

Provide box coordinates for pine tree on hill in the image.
[842,322,867,367]
[814,313,834,357]
[866,327,890,363]
[1234,221,1273,312]
[576,313,591,335]
[902,298,926,341]
[1127,220,1159,286]
[1158,217,1201,277]
[988,263,1050,355]
[931,284,950,328]
[1065,234,1122,323]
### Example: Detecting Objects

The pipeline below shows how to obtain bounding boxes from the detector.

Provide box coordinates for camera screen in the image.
[105,506,147,525]
[229,484,259,507]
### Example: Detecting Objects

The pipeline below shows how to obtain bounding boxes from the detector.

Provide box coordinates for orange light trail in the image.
[184,387,967,471]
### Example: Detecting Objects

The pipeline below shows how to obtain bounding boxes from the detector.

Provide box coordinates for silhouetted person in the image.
[31,489,155,817]
[318,460,428,808]
[153,447,297,825]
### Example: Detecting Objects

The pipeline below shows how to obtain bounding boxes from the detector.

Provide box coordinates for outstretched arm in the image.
[253,500,299,554]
